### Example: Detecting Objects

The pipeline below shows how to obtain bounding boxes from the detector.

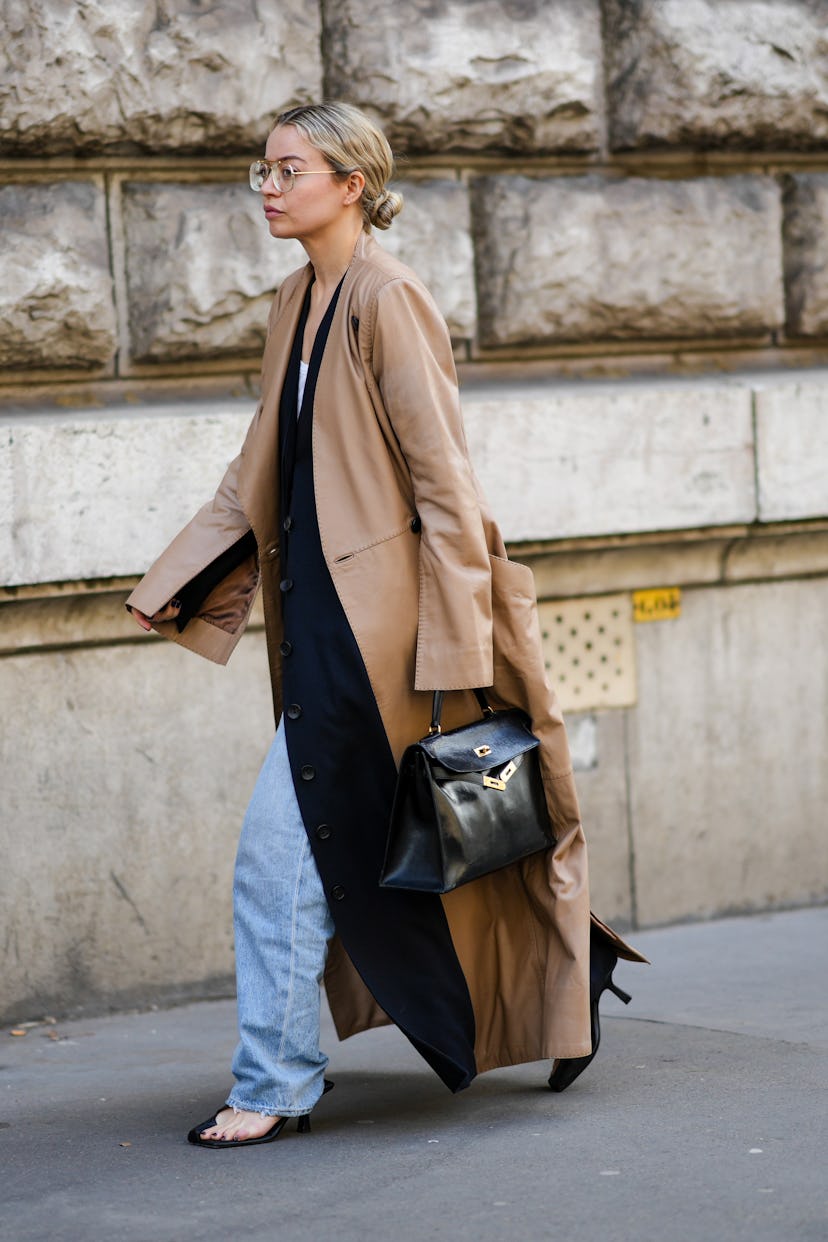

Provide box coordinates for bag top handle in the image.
[428,688,494,735]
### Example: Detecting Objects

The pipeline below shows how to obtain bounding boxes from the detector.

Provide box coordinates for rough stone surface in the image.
[628,578,828,925]
[0,182,117,371]
[461,379,757,541]
[603,0,828,152]
[782,174,828,337]
[0,404,252,587]
[472,174,784,346]
[0,634,273,1015]
[123,182,305,363]
[5,368,826,589]
[1,378,761,587]
[755,379,828,521]
[322,0,603,154]
[0,0,321,155]
[378,180,476,340]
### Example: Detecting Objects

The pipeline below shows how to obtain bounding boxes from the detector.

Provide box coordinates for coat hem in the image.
[475,1041,592,1074]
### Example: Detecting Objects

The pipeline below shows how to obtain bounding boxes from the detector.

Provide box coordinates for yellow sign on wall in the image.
[633,587,682,623]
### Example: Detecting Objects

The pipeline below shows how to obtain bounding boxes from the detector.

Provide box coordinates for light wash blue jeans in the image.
[226,718,335,1117]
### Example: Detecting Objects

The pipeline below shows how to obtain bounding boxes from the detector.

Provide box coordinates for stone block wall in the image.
[472,174,785,346]
[3,0,828,381]
[0,0,323,155]
[602,0,828,153]
[0,182,117,370]
[2,0,828,1022]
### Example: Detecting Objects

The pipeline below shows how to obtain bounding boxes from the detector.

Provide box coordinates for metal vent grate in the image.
[538,593,637,712]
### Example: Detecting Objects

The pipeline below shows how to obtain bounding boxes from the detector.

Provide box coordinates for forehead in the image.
[264,125,318,162]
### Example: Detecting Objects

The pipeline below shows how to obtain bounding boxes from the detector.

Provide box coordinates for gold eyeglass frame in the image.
[249,159,343,194]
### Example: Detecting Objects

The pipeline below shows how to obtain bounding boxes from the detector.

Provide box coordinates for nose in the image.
[262,169,283,196]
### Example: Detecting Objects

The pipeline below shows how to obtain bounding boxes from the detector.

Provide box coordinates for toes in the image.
[194,1108,280,1144]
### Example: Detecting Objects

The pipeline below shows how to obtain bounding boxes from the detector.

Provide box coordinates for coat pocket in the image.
[332,515,419,564]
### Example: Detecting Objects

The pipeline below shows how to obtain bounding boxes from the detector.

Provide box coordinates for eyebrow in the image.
[263,153,307,164]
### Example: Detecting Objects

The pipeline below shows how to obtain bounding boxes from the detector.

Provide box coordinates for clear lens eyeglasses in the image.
[249,159,339,193]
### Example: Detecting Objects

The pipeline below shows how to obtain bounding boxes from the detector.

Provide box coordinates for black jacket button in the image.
[286,703,302,720]
[410,514,422,533]
[316,824,331,841]
[331,884,345,901]
[279,640,292,656]
[280,578,293,593]
[283,516,294,532]
[301,765,315,781]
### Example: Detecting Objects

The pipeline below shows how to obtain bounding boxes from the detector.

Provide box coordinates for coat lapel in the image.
[238,265,313,546]
[239,237,372,546]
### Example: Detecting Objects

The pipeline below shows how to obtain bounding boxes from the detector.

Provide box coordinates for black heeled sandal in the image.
[547,925,631,1093]
[187,1078,334,1147]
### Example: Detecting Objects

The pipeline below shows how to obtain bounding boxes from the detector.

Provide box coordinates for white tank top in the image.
[297,360,309,417]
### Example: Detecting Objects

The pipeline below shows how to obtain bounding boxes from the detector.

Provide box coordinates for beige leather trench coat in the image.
[127,233,644,1071]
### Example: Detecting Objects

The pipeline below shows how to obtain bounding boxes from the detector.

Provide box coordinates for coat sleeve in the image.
[369,277,493,692]
[124,419,260,666]
[124,273,306,664]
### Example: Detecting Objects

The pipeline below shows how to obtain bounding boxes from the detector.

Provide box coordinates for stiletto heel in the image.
[187,1077,335,1147]
[547,923,633,1093]
[607,980,632,1006]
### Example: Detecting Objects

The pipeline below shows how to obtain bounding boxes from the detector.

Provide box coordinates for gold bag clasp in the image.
[483,775,506,791]
[482,758,518,793]
[499,759,517,784]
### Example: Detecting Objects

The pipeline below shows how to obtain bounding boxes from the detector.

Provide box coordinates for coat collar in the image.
[257,228,376,415]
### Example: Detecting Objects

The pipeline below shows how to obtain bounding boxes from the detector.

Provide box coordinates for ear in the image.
[343,169,366,205]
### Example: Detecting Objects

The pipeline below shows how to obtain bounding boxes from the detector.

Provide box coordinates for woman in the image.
[128,102,645,1147]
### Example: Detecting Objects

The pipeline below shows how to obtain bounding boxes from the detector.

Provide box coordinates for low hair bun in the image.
[368,188,404,230]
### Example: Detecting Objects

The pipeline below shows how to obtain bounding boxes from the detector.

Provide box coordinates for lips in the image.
[264,206,283,219]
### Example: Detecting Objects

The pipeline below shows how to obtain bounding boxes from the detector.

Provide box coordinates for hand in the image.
[129,599,181,632]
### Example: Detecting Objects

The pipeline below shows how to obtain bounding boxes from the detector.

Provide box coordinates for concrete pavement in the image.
[2,906,827,1242]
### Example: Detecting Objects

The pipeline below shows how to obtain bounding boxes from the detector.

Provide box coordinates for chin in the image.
[274,228,301,246]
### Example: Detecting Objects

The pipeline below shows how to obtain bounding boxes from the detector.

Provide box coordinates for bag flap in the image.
[415,708,539,774]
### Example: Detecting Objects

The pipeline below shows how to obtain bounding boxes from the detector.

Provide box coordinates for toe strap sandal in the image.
[187,1078,334,1148]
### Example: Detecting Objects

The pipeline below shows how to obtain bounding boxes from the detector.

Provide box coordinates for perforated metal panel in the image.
[538,593,637,712]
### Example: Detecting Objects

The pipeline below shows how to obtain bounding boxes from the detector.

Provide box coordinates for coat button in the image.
[266,543,279,558]
[280,578,294,593]
[286,703,302,720]
[410,514,422,533]
[280,640,293,656]
[315,824,331,841]
[331,884,345,901]
[283,516,294,532]
[300,764,315,781]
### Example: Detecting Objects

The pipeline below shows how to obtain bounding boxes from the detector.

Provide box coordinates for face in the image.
[260,125,363,244]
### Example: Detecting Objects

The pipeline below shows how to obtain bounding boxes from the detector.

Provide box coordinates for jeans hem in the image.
[224,1095,318,1118]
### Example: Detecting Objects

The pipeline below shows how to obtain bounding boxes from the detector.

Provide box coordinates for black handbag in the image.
[379,689,555,894]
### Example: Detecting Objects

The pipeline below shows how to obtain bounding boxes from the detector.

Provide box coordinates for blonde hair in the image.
[274,101,403,231]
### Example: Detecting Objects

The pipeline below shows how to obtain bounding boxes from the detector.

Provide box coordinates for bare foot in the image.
[199,1107,281,1143]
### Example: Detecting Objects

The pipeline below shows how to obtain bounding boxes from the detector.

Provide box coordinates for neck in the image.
[302,217,365,295]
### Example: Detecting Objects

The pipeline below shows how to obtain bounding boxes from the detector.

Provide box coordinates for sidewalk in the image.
[3,906,826,1242]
